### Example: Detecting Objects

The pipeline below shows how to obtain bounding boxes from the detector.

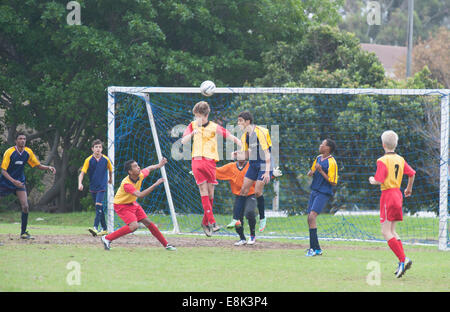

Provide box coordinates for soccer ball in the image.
[200,80,216,97]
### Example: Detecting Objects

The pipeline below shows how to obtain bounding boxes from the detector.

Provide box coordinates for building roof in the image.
[361,43,407,78]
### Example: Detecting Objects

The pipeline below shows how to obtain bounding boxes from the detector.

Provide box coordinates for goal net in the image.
[107,87,449,250]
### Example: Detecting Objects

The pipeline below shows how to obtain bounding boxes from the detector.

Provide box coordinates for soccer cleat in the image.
[201,223,212,237]
[259,218,266,232]
[210,223,221,233]
[247,236,256,245]
[234,240,247,246]
[20,231,34,240]
[314,249,323,256]
[394,257,412,276]
[88,228,99,237]
[101,235,111,250]
[97,230,108,236]
[165,244,176,251]
[226,219,242,229]
[305,248,316,257]
[395,262,406,278]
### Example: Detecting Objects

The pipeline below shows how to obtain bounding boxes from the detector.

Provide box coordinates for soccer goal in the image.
[107,86,450,250]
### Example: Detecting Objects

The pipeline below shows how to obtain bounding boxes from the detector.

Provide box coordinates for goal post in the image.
[107,86,449,250]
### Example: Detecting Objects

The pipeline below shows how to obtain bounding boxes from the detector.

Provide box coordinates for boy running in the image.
[78,139,113,236]
[227,111,272,232]
[369,130,415,278]
[181,101,241,236]
[101,158,176,251]
[305,139,338,257]
[0,133,56,239]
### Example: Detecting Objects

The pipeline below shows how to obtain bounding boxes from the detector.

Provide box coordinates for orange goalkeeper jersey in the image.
[216,161,255,196]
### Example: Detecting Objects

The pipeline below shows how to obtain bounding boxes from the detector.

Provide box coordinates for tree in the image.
[394,27,450,88]
[339,0,450,46]
[0,0,344,211]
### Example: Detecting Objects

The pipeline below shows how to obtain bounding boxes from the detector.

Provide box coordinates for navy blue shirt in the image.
[310,155,338,196]
[0,146,40,189]
[81,154,113,192]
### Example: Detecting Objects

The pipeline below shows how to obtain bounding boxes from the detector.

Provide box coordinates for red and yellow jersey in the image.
[216,161,255,196]
[183,121,229,162]
[374,153,416,191]
[113,169,150,204]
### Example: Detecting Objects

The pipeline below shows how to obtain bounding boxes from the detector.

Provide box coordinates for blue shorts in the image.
[307,190,331,214]
[0,185,26,197]
[245,162,273,182]
[91,190,106,205]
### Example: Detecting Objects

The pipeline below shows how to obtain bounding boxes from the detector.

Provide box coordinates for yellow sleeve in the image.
[1,148,14,170]
[81,156,91,173]
[105,156,113,172]
[240,133,248,152]
[310,157,318,172]
[216,163,235,181]
[25,148,40,168]
[256,127,271,151]
[328,157,338,184]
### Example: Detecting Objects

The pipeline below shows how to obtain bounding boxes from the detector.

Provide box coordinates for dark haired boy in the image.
[100,158,176,251]
[0,133,56,239]
[305,139,338,257]
[78,139,113,236]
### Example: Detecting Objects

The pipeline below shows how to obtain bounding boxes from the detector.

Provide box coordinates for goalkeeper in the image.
[216,151,282,245]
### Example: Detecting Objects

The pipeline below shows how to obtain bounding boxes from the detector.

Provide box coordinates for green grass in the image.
[0,212,449,292]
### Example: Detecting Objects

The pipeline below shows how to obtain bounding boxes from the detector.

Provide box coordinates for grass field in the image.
[0,211,449,293]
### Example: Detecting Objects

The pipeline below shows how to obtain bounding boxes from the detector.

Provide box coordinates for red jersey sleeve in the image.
[403,161,416,177]
[141,168,150,178]
[182,123,193,137]
[123,183,137,194]
[374,161,388,183]
[216,125,230,139]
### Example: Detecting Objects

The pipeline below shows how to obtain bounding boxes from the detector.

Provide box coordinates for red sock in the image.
[388,238,405,262]
[397,239,405,256]
[201,196,215,225]
[147,222,168,247]
[210,197,214,208]
[106,225,132,241]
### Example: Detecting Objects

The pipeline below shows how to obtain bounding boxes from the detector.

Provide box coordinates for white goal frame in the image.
[107,86,450,250]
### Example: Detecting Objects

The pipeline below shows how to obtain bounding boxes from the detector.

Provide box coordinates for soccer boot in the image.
[305,248,316,257]
[394,257,412,275]
[234,240,247,246]
[88,228,99,237]
[97,230,109,236]
[101,235,111,250]
[165,244,176,251]
[210,223,221,233]
[201,223,212,237]
[314,249,323,256]
[395,262,406,278]
[20,231,34,240]
[259,218,267,232]
[226,219,242,229]
[247,236,256,245]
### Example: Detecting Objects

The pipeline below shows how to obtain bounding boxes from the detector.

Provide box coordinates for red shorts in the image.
[114,202,147,224]
[379,188,403,223]
[192,158,218,185]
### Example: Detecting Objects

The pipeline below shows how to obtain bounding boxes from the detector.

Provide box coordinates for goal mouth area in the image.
[107,87,449,250]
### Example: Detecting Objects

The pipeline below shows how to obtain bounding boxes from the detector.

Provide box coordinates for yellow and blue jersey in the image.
[0,146,40,189]
[81,154,113,192]
[241,126,272,164]
[310,155,338,196]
